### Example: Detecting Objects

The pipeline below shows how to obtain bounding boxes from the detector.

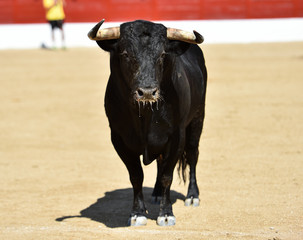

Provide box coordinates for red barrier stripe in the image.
[0,0,302,24]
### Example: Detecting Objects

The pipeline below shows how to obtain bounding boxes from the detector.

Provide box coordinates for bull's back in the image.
[177,44,207,123]
[182,44,207,85]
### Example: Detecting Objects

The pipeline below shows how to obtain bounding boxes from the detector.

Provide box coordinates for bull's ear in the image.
[167,41,190,56]
[96,39,118,52]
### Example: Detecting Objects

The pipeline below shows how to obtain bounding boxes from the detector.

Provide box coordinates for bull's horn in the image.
[167,28,204,44]
[88,19,120,41]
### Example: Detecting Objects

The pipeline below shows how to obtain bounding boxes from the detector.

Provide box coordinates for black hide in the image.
[96,20,207,225]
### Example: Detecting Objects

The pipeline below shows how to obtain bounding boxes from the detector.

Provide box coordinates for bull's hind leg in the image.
[184,109,204,207]
[111,132,147,226]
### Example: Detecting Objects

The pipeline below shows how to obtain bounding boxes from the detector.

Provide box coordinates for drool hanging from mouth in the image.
[133,89,163,116]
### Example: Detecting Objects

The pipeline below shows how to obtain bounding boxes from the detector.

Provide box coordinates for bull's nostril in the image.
[137,89,144,97]
[152,90,157,96]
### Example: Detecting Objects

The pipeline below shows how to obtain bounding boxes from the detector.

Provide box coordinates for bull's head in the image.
[88,19,203,109]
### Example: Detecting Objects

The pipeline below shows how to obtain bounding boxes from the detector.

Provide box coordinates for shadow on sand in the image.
[56,187,185,228]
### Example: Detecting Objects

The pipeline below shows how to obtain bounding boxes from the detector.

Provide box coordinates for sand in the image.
[0,42,302,239]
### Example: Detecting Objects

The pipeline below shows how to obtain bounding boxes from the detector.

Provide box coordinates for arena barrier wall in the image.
[1,0,303,24]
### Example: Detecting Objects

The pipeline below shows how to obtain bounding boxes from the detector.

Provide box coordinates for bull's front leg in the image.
[128,166,147,226]
[156,171,176,226]
[111,132,147,226]
[156,130,186,226]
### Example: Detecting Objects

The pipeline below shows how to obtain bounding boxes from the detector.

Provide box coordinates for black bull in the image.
[88,20,207,226]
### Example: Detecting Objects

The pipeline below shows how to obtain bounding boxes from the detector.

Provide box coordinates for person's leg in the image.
[59,20,66,49]
[49,21,56,49]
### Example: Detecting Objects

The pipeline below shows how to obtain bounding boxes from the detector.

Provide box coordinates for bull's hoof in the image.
[128,215,147,226]
[184,197,200,207]
[156,215,176,226]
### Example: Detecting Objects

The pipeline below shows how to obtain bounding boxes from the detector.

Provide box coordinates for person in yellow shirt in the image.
[43,0,66,49]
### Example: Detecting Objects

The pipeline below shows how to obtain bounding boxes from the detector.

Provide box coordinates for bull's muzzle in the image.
[135,87,159,101]
[134,87,160,108]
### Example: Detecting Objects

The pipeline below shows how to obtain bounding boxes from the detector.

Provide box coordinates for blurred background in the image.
[0,0,303,48]
[1,2,303,238]
[1,0,303,23]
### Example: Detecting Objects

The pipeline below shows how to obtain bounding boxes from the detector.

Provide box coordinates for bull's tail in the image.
[177,150,188,183]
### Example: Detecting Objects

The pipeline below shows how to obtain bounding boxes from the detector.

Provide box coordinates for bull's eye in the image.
[160,51,167,59]
[158,51,167,64]
[120,50,129,59]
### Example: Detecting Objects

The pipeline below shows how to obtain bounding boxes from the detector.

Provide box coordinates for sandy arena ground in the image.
[0,42,302,240]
